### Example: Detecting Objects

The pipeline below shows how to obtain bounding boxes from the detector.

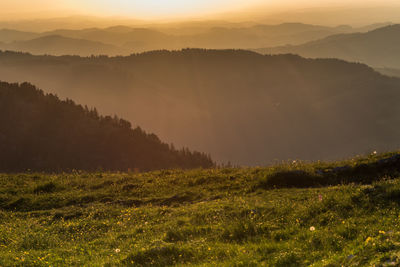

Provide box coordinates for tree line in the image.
[0,81,214,172]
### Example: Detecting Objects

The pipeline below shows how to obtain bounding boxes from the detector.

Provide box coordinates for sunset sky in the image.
[1,0,399,20]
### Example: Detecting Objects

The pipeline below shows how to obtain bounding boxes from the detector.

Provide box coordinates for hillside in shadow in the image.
[0,81,213,171]
[1,49,400,165]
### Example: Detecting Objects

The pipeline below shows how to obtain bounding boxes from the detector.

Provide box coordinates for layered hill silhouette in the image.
[1,49,400,165]
[0,35,122,56]
[256,24,400,69]
[162,23,353,50]
[0,23,387,56]
[0,29,40,43]
[0,81,213,172]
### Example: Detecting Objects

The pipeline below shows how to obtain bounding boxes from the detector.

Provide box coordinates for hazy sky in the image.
[1,0,399,20]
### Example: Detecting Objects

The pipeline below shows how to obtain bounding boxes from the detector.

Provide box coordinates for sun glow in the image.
[73,0,261,19]
[1,0,399,21]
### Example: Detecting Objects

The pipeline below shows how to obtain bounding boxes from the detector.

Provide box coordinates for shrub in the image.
[258,153,400,189]
[260,170,322,188]
[33,181,58,194]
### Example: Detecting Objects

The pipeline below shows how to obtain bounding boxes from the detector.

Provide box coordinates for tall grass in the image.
[1,152,400,265]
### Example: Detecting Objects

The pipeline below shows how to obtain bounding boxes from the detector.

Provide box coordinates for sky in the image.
[0,0,399,20]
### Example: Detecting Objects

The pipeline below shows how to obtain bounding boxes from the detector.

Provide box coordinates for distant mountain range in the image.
[0,81,213,172]
[0,35,121,56]
[0,22,392,56]
[0,29,39,43]
[256,24,400,69]
[1,49,400,165]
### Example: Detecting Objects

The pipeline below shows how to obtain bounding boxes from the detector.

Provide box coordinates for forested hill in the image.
[0,81,214,172]
[1,49,400,165]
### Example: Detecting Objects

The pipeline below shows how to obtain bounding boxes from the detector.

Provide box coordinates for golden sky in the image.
[0,0,399,20]
[0,0,261,18]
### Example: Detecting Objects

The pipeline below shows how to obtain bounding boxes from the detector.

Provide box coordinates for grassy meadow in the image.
[1,152,400,266]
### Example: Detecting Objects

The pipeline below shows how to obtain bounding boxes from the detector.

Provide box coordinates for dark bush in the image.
[33,181,58,194]
[4,197,32,211]
[260,171,322,188]
[259,154,400,189]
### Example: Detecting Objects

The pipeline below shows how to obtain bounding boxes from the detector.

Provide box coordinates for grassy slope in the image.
[1,153,400,266]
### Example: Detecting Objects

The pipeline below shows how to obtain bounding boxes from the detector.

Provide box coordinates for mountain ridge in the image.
[0,22,391,56]
[0,35,123,56]
[255,24,400,69]
[1,49,399,165]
